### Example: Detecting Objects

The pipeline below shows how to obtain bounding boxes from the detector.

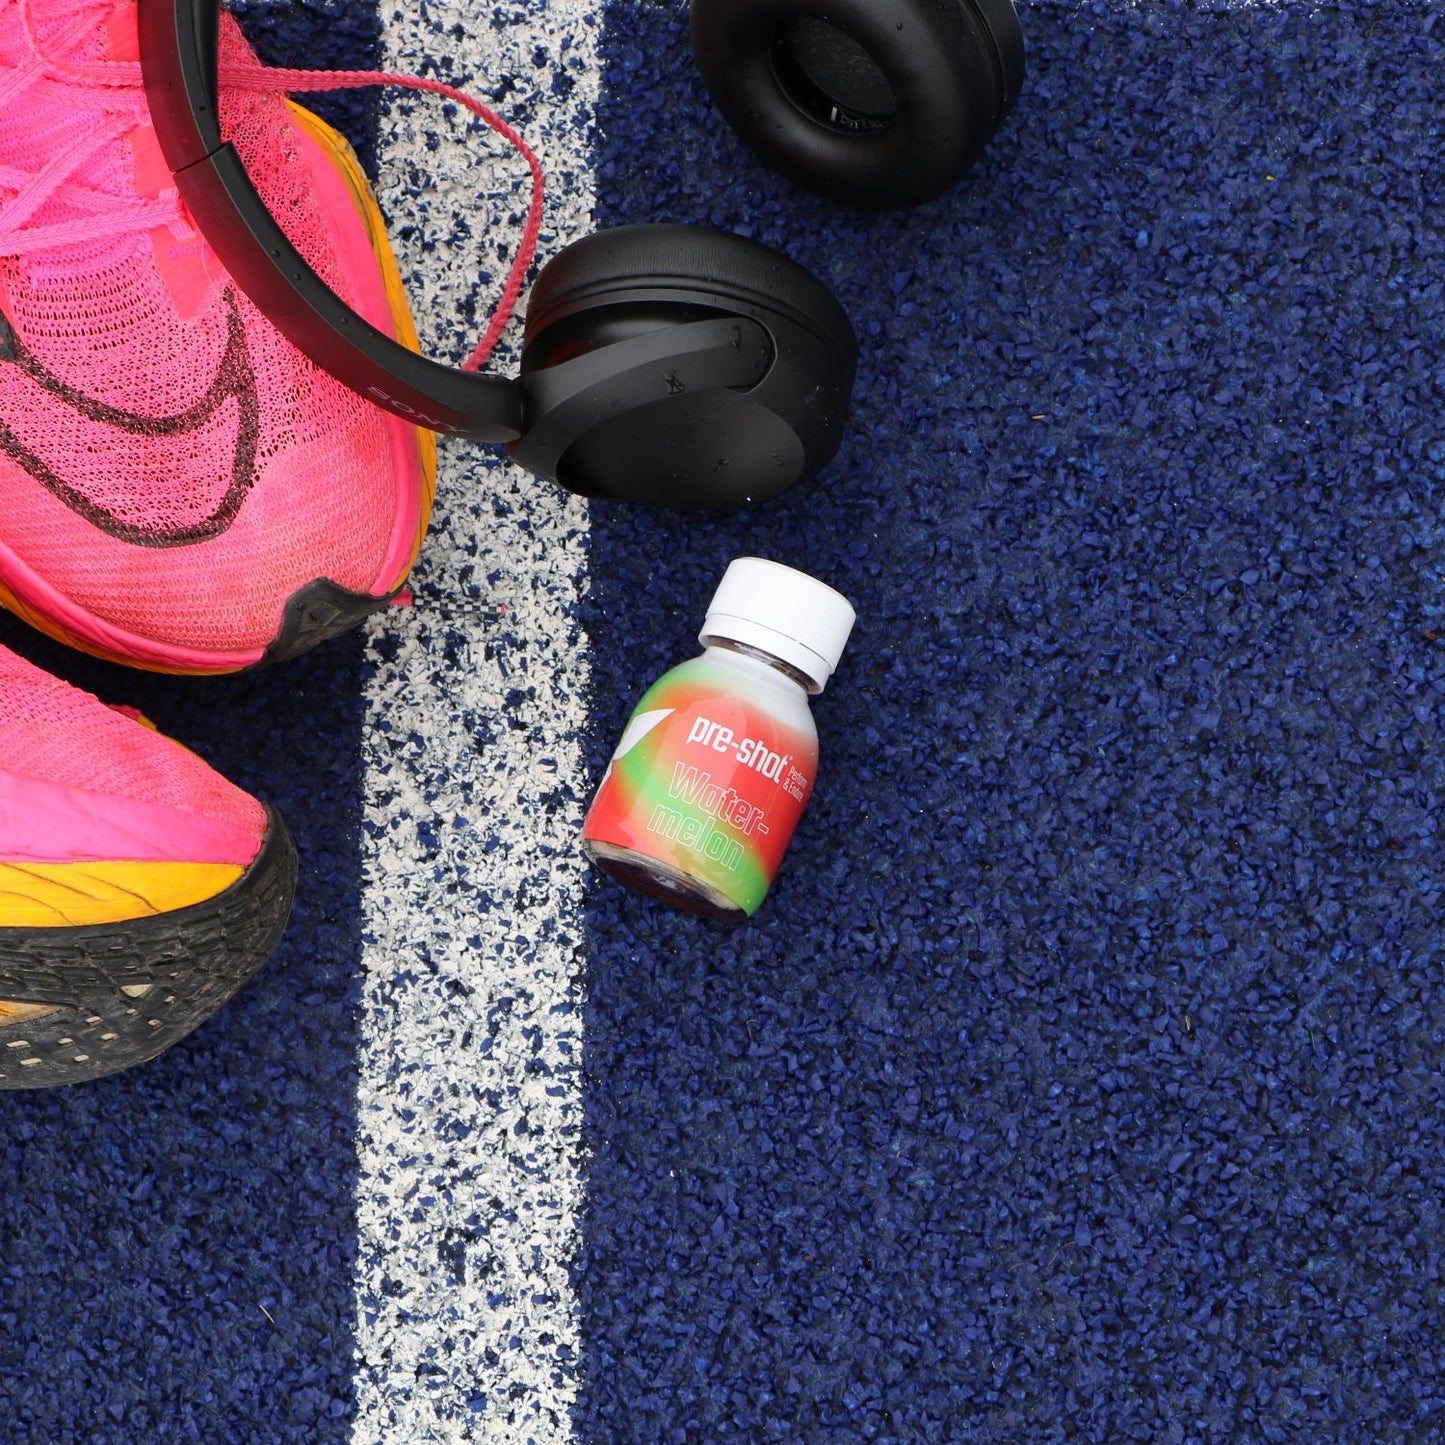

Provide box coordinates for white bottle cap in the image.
[700,557,856,693]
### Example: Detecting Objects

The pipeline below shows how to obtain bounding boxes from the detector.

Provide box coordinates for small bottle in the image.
[582,557,855,921]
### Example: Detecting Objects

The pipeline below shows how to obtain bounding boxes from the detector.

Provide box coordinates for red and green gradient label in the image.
[582,660,818,916]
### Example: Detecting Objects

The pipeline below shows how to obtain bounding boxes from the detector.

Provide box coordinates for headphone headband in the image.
[136,0,523,440]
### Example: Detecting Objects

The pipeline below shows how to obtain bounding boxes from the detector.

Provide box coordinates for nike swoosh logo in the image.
[0,289,260,548]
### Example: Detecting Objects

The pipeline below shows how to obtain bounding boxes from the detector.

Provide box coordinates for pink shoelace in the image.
[0,0,544,370]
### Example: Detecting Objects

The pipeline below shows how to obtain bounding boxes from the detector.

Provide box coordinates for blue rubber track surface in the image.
[3,1,1444,1441]
[576,3,1444,1439]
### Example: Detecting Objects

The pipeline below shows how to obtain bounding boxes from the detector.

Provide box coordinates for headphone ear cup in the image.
[512,224,857,510]
[691,0,1025,209]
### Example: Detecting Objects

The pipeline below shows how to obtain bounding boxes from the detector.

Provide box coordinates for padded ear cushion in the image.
[515,224,857,509]
[691,0,1025,209]
[522,222,855,362]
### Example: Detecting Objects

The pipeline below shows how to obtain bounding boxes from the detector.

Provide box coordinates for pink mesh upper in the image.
[0,641,265,858]
[0,0,426,667]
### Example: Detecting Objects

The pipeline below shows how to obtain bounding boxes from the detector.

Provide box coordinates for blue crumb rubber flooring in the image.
[3,1,1444,1441]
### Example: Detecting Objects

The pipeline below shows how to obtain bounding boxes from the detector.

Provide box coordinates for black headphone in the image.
[136,0,1023,510]
[692,0,1026,209]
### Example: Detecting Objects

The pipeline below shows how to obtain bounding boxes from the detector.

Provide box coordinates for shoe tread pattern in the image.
[0,809,296,1088]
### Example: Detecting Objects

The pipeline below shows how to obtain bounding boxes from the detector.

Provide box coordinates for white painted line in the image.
[351,3,597,1440]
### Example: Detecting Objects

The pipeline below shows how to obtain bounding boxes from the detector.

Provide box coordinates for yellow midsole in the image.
[0,860,245,927]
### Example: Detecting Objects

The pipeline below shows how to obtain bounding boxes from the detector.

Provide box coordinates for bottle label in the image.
[582,665,817,916]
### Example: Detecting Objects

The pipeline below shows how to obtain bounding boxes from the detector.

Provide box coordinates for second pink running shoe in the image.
[0,0,436,673]
[0,640,295,1087]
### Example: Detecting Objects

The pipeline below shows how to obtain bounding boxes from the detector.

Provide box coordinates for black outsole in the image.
[0,807,297,1089]
[263,577,395,665]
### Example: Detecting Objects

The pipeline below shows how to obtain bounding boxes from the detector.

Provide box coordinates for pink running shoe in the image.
[0,641,294,1087]
[0,0,437,673]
